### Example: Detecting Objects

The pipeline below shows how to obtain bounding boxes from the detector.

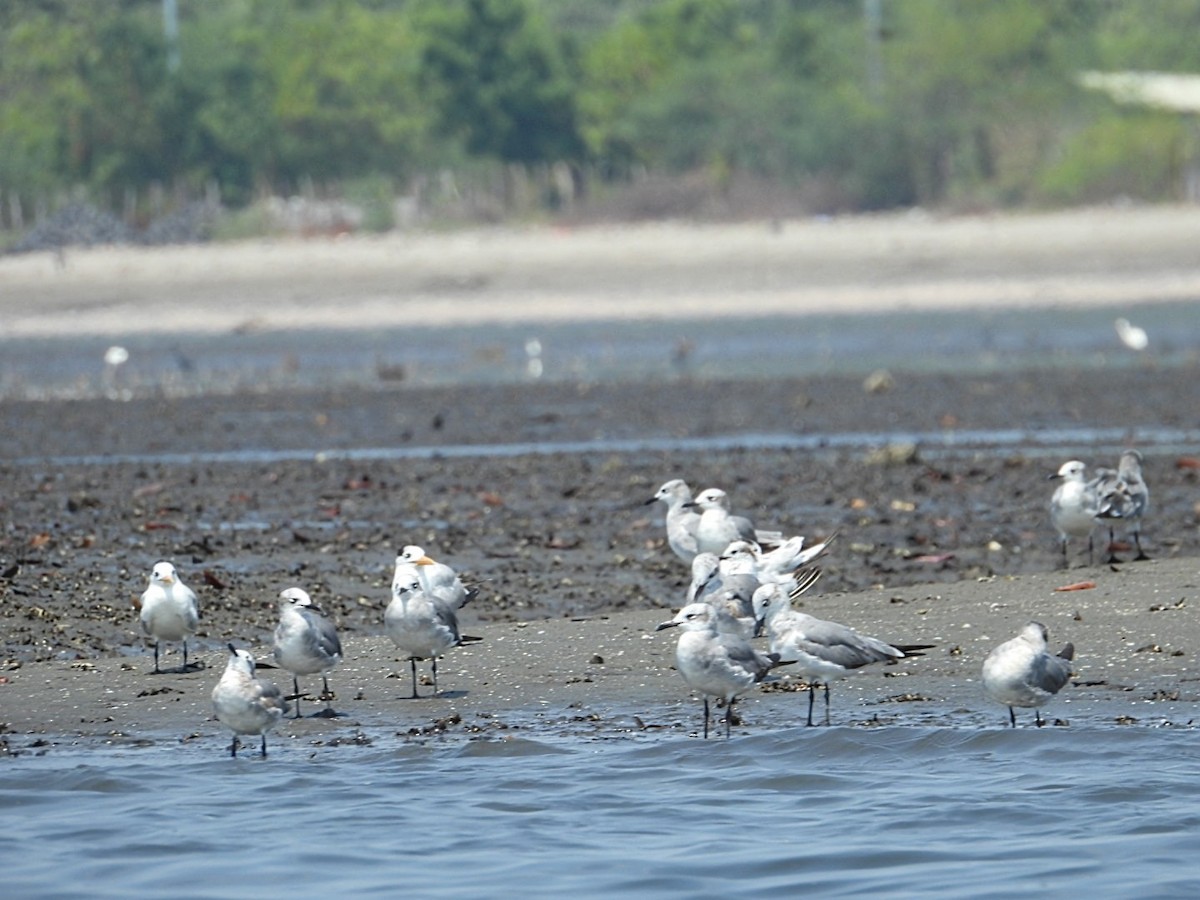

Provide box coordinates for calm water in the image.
[4,726,1199,898]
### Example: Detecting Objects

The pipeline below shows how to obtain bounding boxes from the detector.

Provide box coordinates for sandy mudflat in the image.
[2,557,1198,754]
[1,206,1199,753]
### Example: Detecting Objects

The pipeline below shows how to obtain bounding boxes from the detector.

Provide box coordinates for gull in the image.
[686,487,782,556]
[1114,317,1148,351]
[688,550,762,608]
[1048,460,1102,568]
[395,544,476,610]
[646,479,702,563]
[273,588,343,718]
[981,622,1074,727]
[212,644,289,758]
[1095,449,1150,561]
[719,533,836,586]
[655,602,786,739]
[751,582,931,726]
[385,573,479,698]
[137,561,200,674]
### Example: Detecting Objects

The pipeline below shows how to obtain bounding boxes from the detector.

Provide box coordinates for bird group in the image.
[649,478,933,738]
[650,477,1088,736]
[137,543,479,758]
[1049,449,1150,568]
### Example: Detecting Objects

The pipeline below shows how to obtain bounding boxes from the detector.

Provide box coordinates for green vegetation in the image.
[2,0,1200,234]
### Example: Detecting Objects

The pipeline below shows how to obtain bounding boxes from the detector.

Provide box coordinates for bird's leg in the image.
[1105,525,1121,564]
[230,735,239,758]
[823,683,831,726]
[725,699,734,739]
[702,698,710,740]
[182,639,189,672]
[260,734,268,757]
[432,657,439,696]
[321,674,333,707]
[409,657,420,699]
[1087,534,1094,566]
[1035,709,1044,728]
[153,641,162,675]
[293,675,303,718]
[806,684,816,727]
[1134,531,1149,561]
[1008,706,1017,728]
[1059,539,1069,570]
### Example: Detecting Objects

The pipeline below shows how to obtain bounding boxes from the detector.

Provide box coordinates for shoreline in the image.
[3,557,1198,754]
[3,205,1200,338]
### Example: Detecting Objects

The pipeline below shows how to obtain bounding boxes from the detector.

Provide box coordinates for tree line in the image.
[2,0,1198,234]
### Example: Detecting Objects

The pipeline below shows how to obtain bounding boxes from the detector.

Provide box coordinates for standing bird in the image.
[395,545,476,610]
[686,488,781,556]
[138,561,200,674]
[646,478,703,563]
[1048,460,1102,568]
[273,588,343,718]
[211,644,289,758]
[751,583,931,726]
[385,574,477,698]
[655,602,785,739]
[982,622,1074,727]
[1096,449,1150,562]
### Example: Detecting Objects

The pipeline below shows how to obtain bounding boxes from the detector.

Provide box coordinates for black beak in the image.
[655,621,679,632]
[753,618,765,639]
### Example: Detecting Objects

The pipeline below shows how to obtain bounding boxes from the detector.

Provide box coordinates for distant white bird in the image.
[211,644,289,757]
[1048,460,1103,568]
[751,583,931,726]
[655,602,786,739]
[395,545,475,610]
[646,479,702,563]
[981,622,1074,727]
[385,573,479,698]
[138,561,200,674]
[273,588,343,718]
[1095,449,1150,562]
[686,487,782,556]
[1114,317,1148,351]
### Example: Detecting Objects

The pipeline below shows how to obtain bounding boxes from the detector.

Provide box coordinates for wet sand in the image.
[2,207,1199,753]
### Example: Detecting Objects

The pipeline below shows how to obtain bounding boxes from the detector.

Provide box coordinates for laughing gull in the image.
[656,602,786,739]
[273,588,343,718]
[212,644,288,758]
[1048,460,1103,568]
[385,573,479,698]
[1096,449,1150,562]
[982,621,1074,727]
[751,582,931,726]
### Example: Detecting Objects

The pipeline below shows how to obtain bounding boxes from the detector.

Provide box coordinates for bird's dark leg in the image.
[230,735,239,757]
[1105,525,1121,564]
[823,683,832,726]
[322,674,333,708]
[806,684,816,727]
[702,698,710,740]
[1035,709,1044,728]
[1059,539,1069,570]
[432,657,439,696]
[153,641,162,674]
[182,639,189,672]
[292,675,303,718]
[409,657,420,699]
[260,734,268,757]
[1087,534,1094,566]
[725,699,734,739]
[1008,706,1017,728]
[1134,531,1149,561]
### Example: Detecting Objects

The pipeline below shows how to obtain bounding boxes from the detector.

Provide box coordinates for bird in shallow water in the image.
[212,644,288,757]
[982,621,1074,727]
[656,601,787,739]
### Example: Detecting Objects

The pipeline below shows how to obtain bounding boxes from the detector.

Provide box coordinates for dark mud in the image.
[2,366,1197,666]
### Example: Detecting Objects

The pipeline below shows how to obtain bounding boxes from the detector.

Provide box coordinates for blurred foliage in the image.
[2,0,1200,228]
